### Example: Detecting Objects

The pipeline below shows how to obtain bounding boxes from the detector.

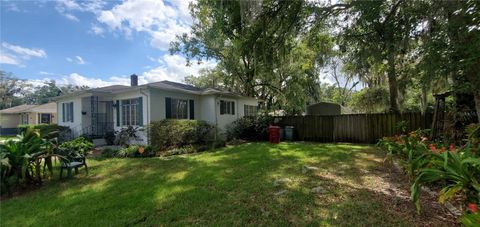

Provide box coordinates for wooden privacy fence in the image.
[278,112,433,144]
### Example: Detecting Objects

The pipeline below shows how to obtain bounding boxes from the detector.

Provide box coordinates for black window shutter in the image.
[138,97,143,126]
[189,99,194,119]
[62,103,65,122]
[231,102,235,115]
[116,100,120,126]
[220,100,225,115]
[70,102,74,122]
[165,97,171,119]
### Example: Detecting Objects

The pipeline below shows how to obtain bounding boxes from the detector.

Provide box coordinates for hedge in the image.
[225,116,274,141]
[149,119,215,151]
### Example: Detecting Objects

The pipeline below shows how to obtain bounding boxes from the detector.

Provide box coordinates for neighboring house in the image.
[306,102,352,116]
[53,75,259,144]
[0,103,57,135]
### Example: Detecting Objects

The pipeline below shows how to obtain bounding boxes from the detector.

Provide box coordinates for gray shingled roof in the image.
[0,104,37,114]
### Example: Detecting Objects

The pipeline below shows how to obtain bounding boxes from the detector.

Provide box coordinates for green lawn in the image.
[1,142,446,226]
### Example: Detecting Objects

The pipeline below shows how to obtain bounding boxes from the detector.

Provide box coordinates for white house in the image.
[53,75,259,144]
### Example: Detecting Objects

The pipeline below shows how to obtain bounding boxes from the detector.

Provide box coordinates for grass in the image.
[1,142,434,226]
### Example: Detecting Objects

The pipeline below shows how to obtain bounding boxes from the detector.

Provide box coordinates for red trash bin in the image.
[268,126,280,144]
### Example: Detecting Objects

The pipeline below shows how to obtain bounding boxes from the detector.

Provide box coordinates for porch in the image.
[81,96,114,138]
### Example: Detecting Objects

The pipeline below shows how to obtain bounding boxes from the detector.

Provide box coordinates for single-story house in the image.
[0,103,57,135]
[53,75,259,144]
[306,102,352,115]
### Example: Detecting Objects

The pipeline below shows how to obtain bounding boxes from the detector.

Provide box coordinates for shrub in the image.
[225,116,273,141]
[59,137,94,156]
[164,145,196,156]
[17,124,70,140]
[149,119,214,151]
[104,131,116,145]
[117,145,140,158]
[101,148,119,158]
[114,126,139,146]
[377,128,480,221]
[1,128,59,195]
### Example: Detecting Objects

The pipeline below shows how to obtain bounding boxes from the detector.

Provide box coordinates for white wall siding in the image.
[199,95,216,124]
[57,97,83,135]
[113,89,149,145]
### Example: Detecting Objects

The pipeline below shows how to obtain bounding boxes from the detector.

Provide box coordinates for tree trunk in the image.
[387,50,399,113]
[474,91,480,123]
[420,86,428,115]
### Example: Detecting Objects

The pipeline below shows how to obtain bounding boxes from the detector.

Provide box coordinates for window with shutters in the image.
[62,102,74,122]
[121,98,140,126]
[220,100,235,115]
[170,98,188,119]
[244,105,258,116]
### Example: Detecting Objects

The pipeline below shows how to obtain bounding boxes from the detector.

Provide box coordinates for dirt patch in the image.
[372,160,458,226]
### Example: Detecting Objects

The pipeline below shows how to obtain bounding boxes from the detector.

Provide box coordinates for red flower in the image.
[449,144,455,152]
[467,203,478,213]
[429,144,437,153]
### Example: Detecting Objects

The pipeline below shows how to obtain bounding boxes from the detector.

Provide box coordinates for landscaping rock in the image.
[273,178,292,186]
[302,165,319,174]
[444,201,462,216]
[311,186,327,195]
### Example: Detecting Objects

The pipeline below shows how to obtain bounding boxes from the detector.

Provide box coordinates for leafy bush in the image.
[102,145,155,158]
[377,127,480,222]
[101,148,119,158]
[59,137,94,156]
[0,128,59,195]
[17,124,70,140]
[104,131,116,145]
[164,145,196,156]
[149,119,214,151]
[115,126,139,146]
[117,145,140,158]
[225,116,273,141]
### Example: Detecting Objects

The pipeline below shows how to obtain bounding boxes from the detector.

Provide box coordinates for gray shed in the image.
[306,102,352,116]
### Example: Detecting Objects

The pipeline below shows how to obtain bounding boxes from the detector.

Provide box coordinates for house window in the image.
[121,98,140,126]
[220,100,235,115]
[244,105,258,116]
[62,102,74,122]
[170,98,188,119]
[40,113,51,124]
[22,114,29,124]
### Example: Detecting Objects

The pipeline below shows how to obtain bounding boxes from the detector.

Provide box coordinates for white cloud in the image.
[55,0,106,21]
[75,56,86,64]
[0,53,23,66]
[66,56,87,64]
[96,0,193,50]
[0,42,46,67]
[33,54,215,88]
[142,54,216,82]
[2,42,47,59]
[63,13,79,22]
[91,24,105,35]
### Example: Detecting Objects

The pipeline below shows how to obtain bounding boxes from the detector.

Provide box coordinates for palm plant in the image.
[411,149,480,212]
[0,127,60,194]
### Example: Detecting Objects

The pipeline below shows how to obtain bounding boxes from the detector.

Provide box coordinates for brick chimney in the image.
[130,74,138,86]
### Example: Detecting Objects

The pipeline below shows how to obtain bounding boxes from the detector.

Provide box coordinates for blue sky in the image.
[0,0,215,87]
